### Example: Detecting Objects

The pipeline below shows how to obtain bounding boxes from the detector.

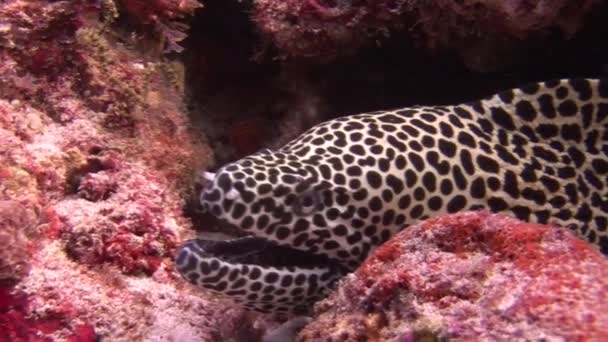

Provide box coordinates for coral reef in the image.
[1,0,607,340]
[182,0,607,171]
[114,0,203,53]
[0,200,38,283]
[60,154,181,275]
[299,211,608,341]
[0,284,96,342]
[252,0,596,70]
[13,242,266,341]
[0,0,271,340]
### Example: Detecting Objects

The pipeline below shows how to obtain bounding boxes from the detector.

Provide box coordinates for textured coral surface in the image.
[299,211,608,341]
[252,0,595,70]
[116,0,202,52]
[0,1,270,340]
[1,0,607,341]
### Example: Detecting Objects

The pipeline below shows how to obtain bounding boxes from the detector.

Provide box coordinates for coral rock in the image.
[115,0,202,53]
[252,0,595,70]
[0,1,243,340]
[299,211,608,341]
[0,200,38,283]
[0,285,97,342]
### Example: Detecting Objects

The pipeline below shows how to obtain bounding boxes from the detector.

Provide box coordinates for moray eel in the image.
[176,78,608,317]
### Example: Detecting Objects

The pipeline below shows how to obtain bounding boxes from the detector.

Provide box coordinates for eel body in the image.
[175,78,608,317]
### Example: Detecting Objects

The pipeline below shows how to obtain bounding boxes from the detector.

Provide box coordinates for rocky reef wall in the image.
[0,0,607,341]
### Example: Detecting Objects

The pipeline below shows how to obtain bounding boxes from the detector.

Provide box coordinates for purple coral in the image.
[0,1,254,340]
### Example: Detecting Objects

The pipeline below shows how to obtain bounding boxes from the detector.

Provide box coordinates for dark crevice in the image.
[181,0,608,163]
[64,156,110,195]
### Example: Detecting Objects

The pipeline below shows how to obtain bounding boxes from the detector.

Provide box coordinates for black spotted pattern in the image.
[177,78,608,318]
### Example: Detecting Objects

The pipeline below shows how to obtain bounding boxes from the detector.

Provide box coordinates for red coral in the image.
[103,204,177,275]
[2,1,85,78]
[62,203,178,275]
[66,325,97,342]
[0,285,96,342]
[0,285,28,310]
[40,207,62,240]
[302,212,608,340]
[118,0,201,22]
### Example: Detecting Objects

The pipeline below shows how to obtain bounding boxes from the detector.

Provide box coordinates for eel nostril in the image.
[202,171,216,182]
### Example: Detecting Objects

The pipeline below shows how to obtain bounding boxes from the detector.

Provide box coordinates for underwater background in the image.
[1,0,608,341]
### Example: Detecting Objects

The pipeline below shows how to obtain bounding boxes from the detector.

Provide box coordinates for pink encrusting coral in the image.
[0,0,269,340]
[252,0,595,70]
[59,155,181,275]
[12,242,261,341]
[0,200,38,283]
[299,211,608,341]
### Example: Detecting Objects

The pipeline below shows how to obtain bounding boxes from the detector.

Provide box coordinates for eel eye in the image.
[292,191,322,217]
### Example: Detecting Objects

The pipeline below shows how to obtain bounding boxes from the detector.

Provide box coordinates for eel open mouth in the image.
[178,205,343,269]
[175,234,347,316]
[178,171,345,271]
[177,236,340,269]
[174,229,347,316]
[174,172,348,316]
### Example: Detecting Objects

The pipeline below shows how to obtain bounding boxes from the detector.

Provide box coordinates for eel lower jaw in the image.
[182,208,346,270]
[175,234,348,317]
[176,235,344,270]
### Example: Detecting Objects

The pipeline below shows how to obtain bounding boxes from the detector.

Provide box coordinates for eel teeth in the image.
[225,188,240,200]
